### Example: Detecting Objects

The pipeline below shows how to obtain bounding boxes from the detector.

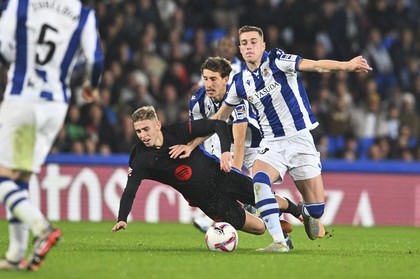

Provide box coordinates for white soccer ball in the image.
[205,222,238,252]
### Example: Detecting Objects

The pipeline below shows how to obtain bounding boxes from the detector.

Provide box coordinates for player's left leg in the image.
[294,175,326,240]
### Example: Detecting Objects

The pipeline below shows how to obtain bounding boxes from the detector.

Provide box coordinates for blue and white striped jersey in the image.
[189,86,261,148]
[0,0,103,103]
[225,49,318,139]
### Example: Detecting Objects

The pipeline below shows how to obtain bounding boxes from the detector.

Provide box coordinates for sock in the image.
[253,172,285,243]
[283,197,301,218]
[5,180,30,261]
[193,214,214,231]
[303,202,325,219]
[0,177,49,237]
[6,215,29,262]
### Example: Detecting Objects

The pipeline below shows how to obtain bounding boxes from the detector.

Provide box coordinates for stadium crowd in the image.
[1,0,420,161]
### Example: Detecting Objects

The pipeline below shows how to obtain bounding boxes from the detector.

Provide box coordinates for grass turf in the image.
[0,220,419,279]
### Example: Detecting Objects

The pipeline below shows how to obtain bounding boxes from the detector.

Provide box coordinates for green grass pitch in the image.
[0,220,419,279]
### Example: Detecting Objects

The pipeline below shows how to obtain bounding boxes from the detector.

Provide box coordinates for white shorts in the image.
[0,100,68,173]
[256,130,321,182]
[243,146,259,175]
[212,136,258,174]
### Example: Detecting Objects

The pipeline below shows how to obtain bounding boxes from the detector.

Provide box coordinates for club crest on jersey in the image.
[263,68,269,77]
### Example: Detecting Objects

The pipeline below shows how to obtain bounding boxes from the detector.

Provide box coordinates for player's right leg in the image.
[251,161,289,252]
[0,175,62,271]
[0,181,30,271]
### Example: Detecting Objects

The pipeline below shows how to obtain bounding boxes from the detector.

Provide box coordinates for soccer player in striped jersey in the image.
[0,0,103,270]
[181,57,301,251]
[212,25,372,251]
[194,36,243,154]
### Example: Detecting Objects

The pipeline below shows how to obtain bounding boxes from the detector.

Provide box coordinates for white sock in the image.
[5,219,29,261]
[253,172,285,243]
[193,214,214,231]
[0,179,49,237]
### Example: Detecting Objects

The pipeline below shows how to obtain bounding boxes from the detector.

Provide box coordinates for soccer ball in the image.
[205,222,238,252]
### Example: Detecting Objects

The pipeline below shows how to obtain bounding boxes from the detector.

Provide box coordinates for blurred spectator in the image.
[351,92,388,139]
[51,127,72,154]
[114,112,140,153]
[211,0,241,30]
[66,105,87,143]
[399,92,420,137]
[337,135,359,161]
[364,27,397,97]
[389,123,417,159]
[81,102,116,152]
[160,83,182,123]
[325,96,354,138]
[385,104,400,140]
[330,0,366,61]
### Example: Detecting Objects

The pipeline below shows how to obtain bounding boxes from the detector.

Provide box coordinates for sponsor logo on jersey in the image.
[247,82,280,104]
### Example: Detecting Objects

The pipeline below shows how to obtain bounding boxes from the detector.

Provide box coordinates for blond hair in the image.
[131,106,158,122]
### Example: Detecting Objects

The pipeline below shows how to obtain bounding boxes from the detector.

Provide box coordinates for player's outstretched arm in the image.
[111,221,127,232]
[298,55,372,73]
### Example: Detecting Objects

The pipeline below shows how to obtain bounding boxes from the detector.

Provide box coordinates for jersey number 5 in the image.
[36,24,58,65]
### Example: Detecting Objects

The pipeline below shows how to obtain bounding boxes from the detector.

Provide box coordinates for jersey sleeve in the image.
[79,8,103,88]
[189,87,206,120]
[231,101,249,124]
[0,0,18,64]
[188,119,231,153]
[225,74,245,107]
[271,48,301,73]
[117,145,144,222]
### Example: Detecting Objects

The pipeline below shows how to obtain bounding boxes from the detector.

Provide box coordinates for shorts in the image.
[0,100,68,173]
[243,146,259,174]
[192,169,255,230]
[257,130,322,183]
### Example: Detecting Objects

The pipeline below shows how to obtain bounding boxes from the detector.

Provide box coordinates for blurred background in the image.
[1,0,420,161]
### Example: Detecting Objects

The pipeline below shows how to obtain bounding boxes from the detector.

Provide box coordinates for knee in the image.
[304,202,324,219]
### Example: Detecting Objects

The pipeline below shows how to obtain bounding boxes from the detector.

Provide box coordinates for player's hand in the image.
[81,81,99,102]
[349,56,372,73]
[220,151,232,173]
[111,221,127,232]
[169,144,193,159]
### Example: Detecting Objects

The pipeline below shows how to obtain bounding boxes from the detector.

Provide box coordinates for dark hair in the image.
[200,56,232,78]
